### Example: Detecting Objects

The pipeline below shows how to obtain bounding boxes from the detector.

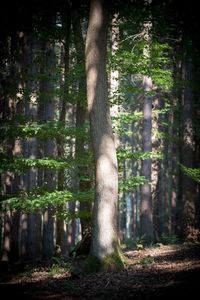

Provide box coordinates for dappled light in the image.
[0,0,200,297]
[0,243,200,299]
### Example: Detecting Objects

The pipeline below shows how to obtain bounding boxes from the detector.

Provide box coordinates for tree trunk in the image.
[23,36,41,261]
[56,4,71,256]
[152,94,163,240]
[1,209,11,262]
[140,75,153,241]
[42,40,56,258]
[86,0,122,267]
[181,47,197,241]
[19,212,28,261]
[10,210,20,262]
[72,2,92,238]
[38,34,56,258]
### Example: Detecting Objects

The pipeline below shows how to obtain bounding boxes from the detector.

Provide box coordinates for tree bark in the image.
[39,38,56,258]
[72,1,92,238]
[56,3,71,256]
[181,47,197,241]
[86,0,122,265]
[140,75,153,241]
[1,209,11,262]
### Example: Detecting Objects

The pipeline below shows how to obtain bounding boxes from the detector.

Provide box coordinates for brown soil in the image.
[0,243,200,299]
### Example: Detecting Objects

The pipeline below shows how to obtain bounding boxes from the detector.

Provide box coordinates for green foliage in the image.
[180,164,200,184]
[159,234,180,245]
[0,156,69,174]
[83,252,125,273]
[119,176,147,192]
[123,236,146,250]
[117,149,163,161]
[113,112,142,124]
[109,33,173,92]
[139,256,155,265]
[150,41,173,91]
[122,238,137,250]
[102,251,125,271]
[0,154,92,174]
[3,190,94,214]
[48,263,66,276]
[0,121,88,140]
[112,112,142,134]
[48,256,72,276]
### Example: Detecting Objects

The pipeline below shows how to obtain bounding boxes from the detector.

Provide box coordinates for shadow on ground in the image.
[0,244,200,299]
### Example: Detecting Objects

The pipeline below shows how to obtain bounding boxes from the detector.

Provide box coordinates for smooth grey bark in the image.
[140,76,153,241]
[86,0,120,260]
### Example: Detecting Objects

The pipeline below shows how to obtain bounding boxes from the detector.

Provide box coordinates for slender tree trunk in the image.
[152,94,162,240]
[140,16,154,242]
[56,5,71,256]
[10,210,20,262]
[140,75,153,241]
[10,90,23,263]
[23,36,41,261]
[57,6,71,189]
[1,209,11,262]
[38,32,56,259]
[180,47,197,241]
[72,2,92,238]
[19,212,28,260]
[41,40,56,258]
[86,0,122,266]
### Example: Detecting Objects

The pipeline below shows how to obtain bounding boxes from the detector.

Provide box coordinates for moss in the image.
[71,244,129,275]
[84,247,128,273]
[101,251,125,271]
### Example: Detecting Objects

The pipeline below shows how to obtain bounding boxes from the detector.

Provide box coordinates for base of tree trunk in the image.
[84,247,127,273]
[70,246,127,276]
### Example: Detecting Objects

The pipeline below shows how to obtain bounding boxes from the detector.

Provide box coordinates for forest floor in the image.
[0,243,200,299]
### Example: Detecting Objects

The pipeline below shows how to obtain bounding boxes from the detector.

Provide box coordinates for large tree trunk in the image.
[85,0,122,267]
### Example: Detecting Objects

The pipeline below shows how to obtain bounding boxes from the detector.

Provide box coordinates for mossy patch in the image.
[84,253,123,273]
[70,246,129,275]
[101,251,125,271]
